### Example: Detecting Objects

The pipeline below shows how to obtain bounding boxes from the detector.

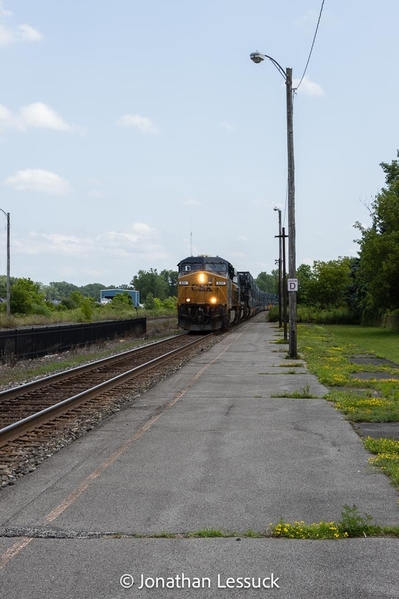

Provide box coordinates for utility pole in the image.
[281,227,288,342]
[286,68,297,358]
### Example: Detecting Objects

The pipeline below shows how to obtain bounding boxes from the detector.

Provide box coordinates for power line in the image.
[294,0,326,93]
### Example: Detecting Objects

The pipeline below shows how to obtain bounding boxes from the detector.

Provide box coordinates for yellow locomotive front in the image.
[177,256,239,331]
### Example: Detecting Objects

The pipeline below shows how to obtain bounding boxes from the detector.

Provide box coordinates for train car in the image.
[177,255,267,332]
[237,271,265,318]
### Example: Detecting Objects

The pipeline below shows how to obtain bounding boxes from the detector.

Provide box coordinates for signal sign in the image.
[288,279,298,292]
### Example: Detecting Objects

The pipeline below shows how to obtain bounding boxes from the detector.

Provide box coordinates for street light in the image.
[0,209,10,318]
[250,51,297,358]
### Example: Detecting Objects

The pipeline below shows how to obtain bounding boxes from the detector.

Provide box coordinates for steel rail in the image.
[0,333,187,401]
[0,335,206,448]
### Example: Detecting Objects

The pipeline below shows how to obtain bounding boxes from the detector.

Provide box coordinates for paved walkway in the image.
[0,317,398,598]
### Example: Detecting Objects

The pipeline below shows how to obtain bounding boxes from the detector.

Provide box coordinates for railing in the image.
[0,318,146,361]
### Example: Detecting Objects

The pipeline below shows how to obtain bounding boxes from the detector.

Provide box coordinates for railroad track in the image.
[0,333,216,486]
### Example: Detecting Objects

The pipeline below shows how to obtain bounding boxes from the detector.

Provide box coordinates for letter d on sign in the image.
[288,278,298,292]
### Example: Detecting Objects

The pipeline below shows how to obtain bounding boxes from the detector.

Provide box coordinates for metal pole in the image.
[282,226,288,341]
[285,68,297,358]
[274,208,282,328]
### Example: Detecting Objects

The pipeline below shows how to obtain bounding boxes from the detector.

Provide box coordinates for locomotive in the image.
[177,255,268,332]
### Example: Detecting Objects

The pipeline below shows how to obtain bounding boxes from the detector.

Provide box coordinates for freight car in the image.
[177,255,268,332]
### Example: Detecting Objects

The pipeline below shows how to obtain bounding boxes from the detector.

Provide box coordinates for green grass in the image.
[272,384,317,399]
[270,504,399,539]
[364,437,399,487]
[297,323,399,487]
[110,508,399,539]
[326,325,399,363]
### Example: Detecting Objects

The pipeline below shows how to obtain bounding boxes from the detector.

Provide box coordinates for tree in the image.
[144,292,156,310]
[162,296,177,311]
[256,270,279,293]
[295,259,351,309]
[308,258,351,308]
[0,275,17,300]
[131,269,169,300]
[354,150,399,318]
[160,269,178,297]
[43,281,79,302]
[111,292,133,309]
[296,264,313,305]
[10,278,47,314]
[79,283,107,300]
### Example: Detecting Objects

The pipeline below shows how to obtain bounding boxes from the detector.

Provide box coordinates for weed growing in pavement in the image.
[272,384,317,399]
[338,504,375,536]
[364,437,399,488]
[271,518,348,539]
[269,505,399,539]
[327,391,399,422]
[187,529,231,538]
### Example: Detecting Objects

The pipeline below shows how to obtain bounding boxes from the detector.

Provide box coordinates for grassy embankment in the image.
[297,324,399,489]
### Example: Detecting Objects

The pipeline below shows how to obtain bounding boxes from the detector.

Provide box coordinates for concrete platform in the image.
[0,317,398,598]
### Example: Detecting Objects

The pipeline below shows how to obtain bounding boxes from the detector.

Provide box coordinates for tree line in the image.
[0,269,178,316]
[2,150,399,325]
[257,151,399,326]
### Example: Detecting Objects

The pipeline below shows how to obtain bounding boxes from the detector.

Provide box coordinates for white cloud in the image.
[0,103,19,129]
[0,102,85,134]
[116,114,160,134]
[0,23,13,45]
[17,24,43,42]
[219,121,235,132]
[0,2,12,17]
[293,76,324,97]
[14,223,165,261]
[0,3,43,46]
[4,169,72,195]
[20,102,71,131]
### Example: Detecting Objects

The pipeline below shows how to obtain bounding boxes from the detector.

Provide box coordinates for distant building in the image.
[100,289,140,307]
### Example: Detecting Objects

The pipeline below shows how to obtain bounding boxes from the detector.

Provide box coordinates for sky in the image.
[1,1,398,288]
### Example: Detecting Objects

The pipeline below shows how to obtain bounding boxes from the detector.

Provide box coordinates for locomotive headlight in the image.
[186,298,191,302]
[210,297,217,304]
[198,273,205,283]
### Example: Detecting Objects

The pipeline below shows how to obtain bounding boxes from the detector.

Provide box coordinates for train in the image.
[177,255,271,332]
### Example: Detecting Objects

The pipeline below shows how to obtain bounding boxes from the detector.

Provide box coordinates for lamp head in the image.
[250,51,265,64]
